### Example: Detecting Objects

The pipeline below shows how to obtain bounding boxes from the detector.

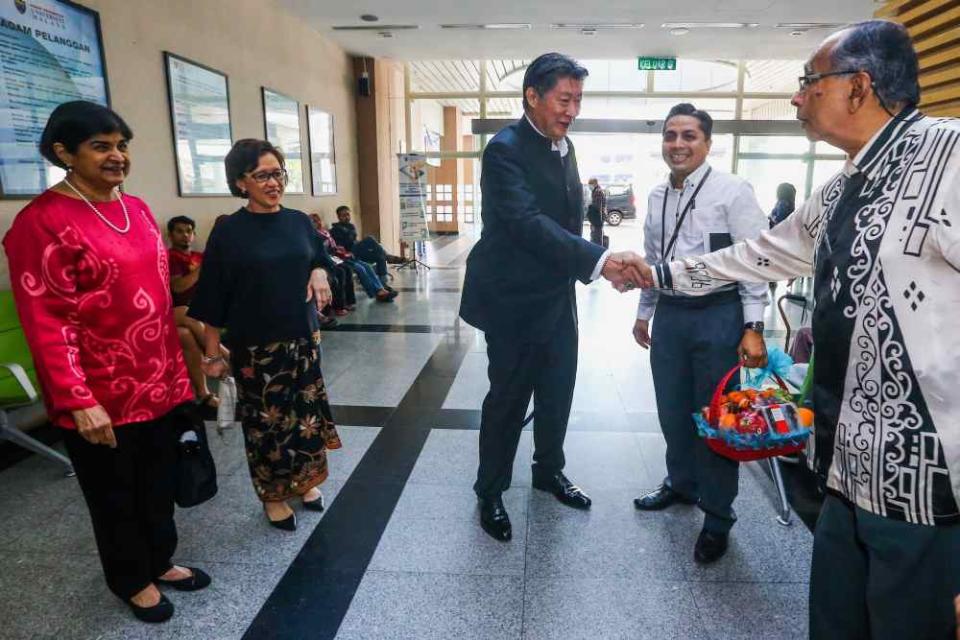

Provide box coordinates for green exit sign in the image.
[638,57,677,71]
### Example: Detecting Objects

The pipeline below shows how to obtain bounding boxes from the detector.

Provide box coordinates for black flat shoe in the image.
[157,567,212,592]
[532,472,592,509]
[478,495,512,541]
[633,484,698,511]
[265,509,297,531]
[127,593,174,623]
[302,492,325,512]
[694,528,729,564]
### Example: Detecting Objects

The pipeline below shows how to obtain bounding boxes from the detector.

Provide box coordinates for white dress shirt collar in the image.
[524,114,569,158]
[667,161,711,191]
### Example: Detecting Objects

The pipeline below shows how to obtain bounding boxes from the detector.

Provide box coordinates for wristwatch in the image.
[743,321,765,334]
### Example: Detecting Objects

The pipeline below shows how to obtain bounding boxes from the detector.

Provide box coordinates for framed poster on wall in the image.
[307,106,336,195]
[0,0,109,197]
[262,88,304,194]
[164,52,233,196]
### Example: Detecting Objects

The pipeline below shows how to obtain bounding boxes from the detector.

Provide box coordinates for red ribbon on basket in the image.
[707,363,789,425]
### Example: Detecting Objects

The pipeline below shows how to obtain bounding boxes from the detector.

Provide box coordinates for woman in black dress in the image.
[189,139,341,531]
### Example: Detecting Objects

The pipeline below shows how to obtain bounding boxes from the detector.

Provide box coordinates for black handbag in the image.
[172,402,218,508]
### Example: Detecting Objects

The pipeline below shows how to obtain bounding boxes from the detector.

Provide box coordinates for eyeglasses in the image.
[797,70,860,93]
[248,169,288,184]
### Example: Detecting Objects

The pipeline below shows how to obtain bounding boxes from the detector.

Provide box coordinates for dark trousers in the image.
[650,293,742,533]
[353,237,389,282]
[327,263,357,310]
[474,309,577,498]
[810,494,960,640]
[63,410,180,600]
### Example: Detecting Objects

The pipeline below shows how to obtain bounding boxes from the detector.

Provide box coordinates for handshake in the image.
[600,251,656,291]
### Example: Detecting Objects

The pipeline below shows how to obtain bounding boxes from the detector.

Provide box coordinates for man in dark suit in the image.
[460,53,642,541]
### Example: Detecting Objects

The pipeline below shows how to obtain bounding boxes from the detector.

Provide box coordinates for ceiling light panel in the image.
[332,24,419,31]
[550,23,645,30]
[440,23,531,30]
[661,22,759,29]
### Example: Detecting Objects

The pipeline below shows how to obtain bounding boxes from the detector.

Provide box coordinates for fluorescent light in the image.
[440,23,531,30]
[332,24,419,31]
[776,23,847,29]
[670,27,690,36]
[661,22,759,29]
[550,23,645,30]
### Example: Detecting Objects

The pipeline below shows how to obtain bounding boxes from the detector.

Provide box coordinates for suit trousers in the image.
[474,307,578,498]
[809,494,960,640]
[650,293,742,533]
[63,410,180,600]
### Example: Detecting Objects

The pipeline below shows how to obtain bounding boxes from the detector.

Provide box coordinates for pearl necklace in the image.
[62,178,131,234]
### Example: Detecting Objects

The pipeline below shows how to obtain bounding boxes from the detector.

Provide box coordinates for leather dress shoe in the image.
[157,566,212,591]
[478,496,512,541]
[532,472,592,509]
[633,485,698,511]
[694,529,729,564]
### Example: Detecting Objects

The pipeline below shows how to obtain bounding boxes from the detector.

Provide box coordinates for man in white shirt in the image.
[632,103,769,564]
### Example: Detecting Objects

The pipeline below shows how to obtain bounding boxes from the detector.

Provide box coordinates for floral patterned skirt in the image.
[233,332,342,502]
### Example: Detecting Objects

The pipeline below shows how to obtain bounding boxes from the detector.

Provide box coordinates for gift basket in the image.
[693,362,813,462]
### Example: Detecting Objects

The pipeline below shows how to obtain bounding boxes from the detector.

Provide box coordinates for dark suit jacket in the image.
[459,117,605,342]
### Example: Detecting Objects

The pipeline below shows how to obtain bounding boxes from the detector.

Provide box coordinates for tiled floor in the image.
[0,226,814,639]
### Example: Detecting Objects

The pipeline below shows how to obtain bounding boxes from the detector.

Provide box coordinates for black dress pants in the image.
[327,263,357,310]
[474,309,578,499]
[63,409,181,600]
[649,293,742,533]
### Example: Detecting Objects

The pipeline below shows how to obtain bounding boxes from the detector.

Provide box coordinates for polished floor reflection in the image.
[0,223,814,639]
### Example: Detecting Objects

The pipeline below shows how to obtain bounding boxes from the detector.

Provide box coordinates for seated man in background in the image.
[331,205,400,289]
[167,215,226,413]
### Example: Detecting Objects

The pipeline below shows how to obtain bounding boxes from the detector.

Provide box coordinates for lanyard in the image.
[660,167,712,261]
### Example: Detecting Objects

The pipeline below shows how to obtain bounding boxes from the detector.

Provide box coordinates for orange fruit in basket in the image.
[719,413,738,430]
[797,408,815,427]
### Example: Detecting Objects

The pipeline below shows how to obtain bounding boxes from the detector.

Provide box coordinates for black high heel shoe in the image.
[156,567,212,591]
[127,592,174,623]
[264,507,297,531]
[302,492,325,512]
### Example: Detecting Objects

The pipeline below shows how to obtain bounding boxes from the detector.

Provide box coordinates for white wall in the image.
[0,0,360,286]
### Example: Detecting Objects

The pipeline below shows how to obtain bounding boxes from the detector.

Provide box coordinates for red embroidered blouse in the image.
[2,190,193,429]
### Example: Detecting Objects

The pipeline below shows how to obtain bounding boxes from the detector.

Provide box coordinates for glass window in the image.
[652,59,738,93]
[741,98,797,120]
[577,96,737,120]
[409,99,480,152]
[580,59,648,92]
[409,60,481,93]
[739,136,810,155]
[811,158,846,190]
[486,60,528,92]
[743,60,805,94]
[815,141,846,155]
[736,158,809,213]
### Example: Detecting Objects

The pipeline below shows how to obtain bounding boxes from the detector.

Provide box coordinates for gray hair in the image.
[829,19,920,110]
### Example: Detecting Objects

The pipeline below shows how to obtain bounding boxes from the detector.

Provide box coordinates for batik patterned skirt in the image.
[233,332,342,501]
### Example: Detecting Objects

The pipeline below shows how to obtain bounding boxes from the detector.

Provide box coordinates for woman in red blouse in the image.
[2,102,211,623]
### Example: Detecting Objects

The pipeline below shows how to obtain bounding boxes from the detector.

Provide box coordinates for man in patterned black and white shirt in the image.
[627,20,960,640]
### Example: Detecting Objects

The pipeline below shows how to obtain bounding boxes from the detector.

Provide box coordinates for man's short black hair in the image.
[39,101,134,169]
[522,53,589,112]
[336,205,350,214]
[167,215,196,234]
[224,139,285,197]
[663,103,713,140]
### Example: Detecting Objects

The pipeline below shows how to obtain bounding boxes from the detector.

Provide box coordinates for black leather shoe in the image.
[127,592,174,623]
[532,472,592,509]
[157,567,211,592]
[633,485,698,511]
[302,492,325,512]
[478,496,512,541]
[694,529,729,564]
[265,509,297,531]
